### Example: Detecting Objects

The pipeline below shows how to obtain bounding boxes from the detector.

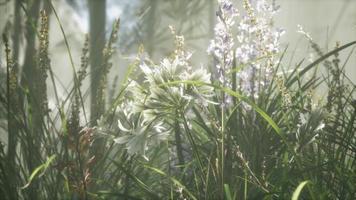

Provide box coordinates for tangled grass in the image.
[0,0,355,199]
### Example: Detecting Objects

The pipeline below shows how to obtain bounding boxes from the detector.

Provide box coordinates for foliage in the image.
[0,0,355,199]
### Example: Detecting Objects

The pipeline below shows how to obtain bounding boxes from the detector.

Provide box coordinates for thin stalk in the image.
[46,0,88,124]
[180,111,206,186]
[75,135,88,199]
[174,115,185,171]
[244,167,248,200]
[221,105,225,197]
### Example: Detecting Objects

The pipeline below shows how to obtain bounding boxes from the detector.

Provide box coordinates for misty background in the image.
[0,0,355,113]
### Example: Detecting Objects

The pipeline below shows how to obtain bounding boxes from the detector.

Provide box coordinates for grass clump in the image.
[0,0,355,199]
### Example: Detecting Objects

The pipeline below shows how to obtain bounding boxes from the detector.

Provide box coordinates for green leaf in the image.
[224,184,233,200]
[21,155,56,189]
[292,181,310,200]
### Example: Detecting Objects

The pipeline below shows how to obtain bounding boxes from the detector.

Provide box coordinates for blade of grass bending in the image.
[285,59,304,84]
[340,46,356,86]
[47,0,88,123]
[291,181,310,200]
[286,40,356,87]
[161,80,281,136]
[221,90,280,136]
[21,155,56,189]
[143,165,198,200]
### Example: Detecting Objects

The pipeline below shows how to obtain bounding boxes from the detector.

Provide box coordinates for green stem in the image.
[180,111,205,184]
[221,106,225,196]
[174,116,185,171]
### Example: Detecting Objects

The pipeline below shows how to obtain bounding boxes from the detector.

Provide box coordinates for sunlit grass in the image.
[0,0,355,199]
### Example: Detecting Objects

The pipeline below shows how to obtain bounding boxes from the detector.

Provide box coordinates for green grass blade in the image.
[292,181,310,200]
[224,184,233,200]
[287,40,356,87]
[21,155,56,189]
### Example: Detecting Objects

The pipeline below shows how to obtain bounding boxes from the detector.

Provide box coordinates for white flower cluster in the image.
[209,0,284,100]
[207,0,238,87]
[114,101,170,158]
[237,0,284,99]
[135,56,214,121]
[114,32,214,156]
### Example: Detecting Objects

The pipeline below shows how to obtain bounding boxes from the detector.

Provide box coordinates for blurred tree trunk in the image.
[88,0,106,126]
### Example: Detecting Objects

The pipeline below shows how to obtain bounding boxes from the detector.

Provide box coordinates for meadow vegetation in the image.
[0,0,355,199]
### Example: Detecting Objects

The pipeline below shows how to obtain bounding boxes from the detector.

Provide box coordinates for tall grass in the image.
[0,0,355,199]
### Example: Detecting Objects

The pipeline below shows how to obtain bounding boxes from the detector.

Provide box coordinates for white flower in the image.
[208,0,284,103]
[208,0,238,88]
[234,0,284,98]
[114,102,170,156]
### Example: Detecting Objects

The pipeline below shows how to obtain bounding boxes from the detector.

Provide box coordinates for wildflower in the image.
[133,29,214,118]
[182,67,215,106]
[113,30,215,156]
[114,101,170,157]
[135,55,214,121]
[207,0,238,88]
[235,0,284,99]
[208,0,284,102]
